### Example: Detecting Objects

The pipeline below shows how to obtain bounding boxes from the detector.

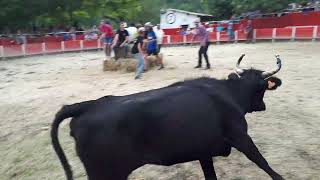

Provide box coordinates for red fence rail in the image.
[0,26,318,58]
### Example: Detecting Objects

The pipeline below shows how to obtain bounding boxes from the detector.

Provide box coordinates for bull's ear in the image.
[266,76,282,90]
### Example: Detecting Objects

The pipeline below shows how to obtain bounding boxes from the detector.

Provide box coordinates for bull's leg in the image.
[199,158,217,180]
[85,163,129,180]
[78,154,128,180]
[227,133,284,180]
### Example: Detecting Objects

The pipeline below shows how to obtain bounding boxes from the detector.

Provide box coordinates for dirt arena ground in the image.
[0,42,319,180]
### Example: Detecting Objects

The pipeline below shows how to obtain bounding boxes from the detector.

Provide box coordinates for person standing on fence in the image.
[191,19,211,70]
[99,20,114,59]
[131,28,145,79]
[227,21,235,42]
[153,24,164,53]
[246,20,254,43]
[15,30,26,44]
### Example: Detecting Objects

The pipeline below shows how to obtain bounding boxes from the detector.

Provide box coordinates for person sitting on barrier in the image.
[112,22,129,60]
[69,27,76,41]
[145,22,164,70]
[15,30,26,44]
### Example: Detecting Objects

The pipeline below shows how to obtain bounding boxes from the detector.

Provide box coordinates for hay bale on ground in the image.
[113,45,133,60]
[122,58,137,72]
[145,53,163,69]
[103,58,137,72]
[103,60,121,71]
[103,53,163,73]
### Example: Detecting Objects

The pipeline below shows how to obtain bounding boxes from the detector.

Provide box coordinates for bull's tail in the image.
[51,100,94,180]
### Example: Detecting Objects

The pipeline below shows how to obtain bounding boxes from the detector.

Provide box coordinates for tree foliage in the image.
[0,0,308,32]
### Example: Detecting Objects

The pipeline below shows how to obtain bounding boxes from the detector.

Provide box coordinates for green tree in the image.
[0,0,311,33]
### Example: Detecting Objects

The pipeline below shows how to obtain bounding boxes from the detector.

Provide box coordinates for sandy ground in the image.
[0,42,319,180]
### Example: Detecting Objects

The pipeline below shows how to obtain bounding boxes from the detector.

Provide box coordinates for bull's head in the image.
[228,54,282,113]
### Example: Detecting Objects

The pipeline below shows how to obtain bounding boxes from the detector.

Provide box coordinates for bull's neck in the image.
[226,79,256,114]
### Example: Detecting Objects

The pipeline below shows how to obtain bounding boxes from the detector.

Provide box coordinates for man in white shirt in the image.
[126,23,138,43]
[153,24,164,53]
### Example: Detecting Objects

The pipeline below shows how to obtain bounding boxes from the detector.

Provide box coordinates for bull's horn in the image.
[235,54,245,75]
[262,55,282,78]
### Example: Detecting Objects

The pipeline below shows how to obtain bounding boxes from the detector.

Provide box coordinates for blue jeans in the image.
[104,37,113,44]
[134,53,144,78]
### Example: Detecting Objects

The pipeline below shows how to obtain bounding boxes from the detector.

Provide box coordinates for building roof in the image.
[164,9,213,17]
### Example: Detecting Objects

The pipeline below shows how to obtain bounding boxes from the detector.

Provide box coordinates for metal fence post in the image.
[41,42,46,55]
[312,26,318,42]
[22,44,26,56]
[61,41,65,52]
[0,46,4,59]
[235,31,238,43]
[291,27,296,42]
[97,39,100,49]
[80,40,84,50]
[167,35,171,44]
[216,32,220,45]
[272,28,276,43]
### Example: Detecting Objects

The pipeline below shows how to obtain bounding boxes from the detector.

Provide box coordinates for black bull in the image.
[51,54,285,180]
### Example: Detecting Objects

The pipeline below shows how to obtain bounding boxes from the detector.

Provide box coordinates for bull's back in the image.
[71,86,228,165]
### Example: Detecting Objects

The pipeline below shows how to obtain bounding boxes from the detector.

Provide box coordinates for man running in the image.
[191,19,211,69]
[99,20,114,59]
[145,22,164,70]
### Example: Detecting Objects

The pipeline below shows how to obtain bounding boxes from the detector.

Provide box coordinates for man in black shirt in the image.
[112,22,129,59]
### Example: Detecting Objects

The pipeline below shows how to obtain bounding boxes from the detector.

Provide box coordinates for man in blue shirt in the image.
[145,22,164,70]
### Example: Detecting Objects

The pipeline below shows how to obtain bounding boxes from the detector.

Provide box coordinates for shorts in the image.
[147,49,158,56]
[104,37,113,44]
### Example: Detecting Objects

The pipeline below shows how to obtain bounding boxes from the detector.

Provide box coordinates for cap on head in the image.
[138,27,145,32]
[145,22,153,27]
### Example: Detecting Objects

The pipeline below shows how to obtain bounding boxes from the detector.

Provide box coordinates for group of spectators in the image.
[287,0,320,12]
[179,19,254,43]
[99,20,165,79]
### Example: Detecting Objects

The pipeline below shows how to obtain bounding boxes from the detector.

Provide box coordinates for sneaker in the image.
[135,76,141,80]
[205,65,211,69]
[194,65,201,69]
[158,66,164,70]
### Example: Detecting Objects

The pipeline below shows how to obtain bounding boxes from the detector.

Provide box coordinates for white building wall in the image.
[160,10,200,29]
